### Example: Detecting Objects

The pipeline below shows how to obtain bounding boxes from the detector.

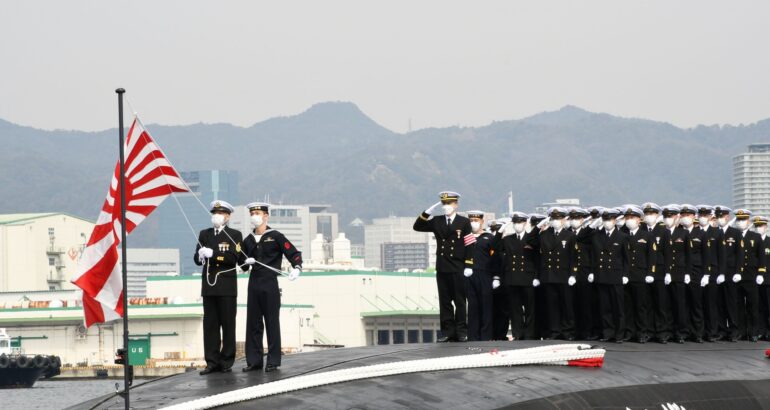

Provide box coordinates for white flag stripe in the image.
[125,121,143,158]
[71,231,116,281]
[132,175,177,196]
[129,155,170,184]
[95,210,113,225]
[125,210,152,226]
[128,196,167,208]
[125,141,158,177]
[95,261,123,310]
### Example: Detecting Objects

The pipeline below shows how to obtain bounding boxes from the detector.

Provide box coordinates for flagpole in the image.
[116,87,131,409]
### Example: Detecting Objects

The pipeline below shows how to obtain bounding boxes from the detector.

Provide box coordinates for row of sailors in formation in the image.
[415,192,770,344]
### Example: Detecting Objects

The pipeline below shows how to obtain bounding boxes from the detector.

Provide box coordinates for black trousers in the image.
[466,271,493,341]
[686,281,705,339]
[703,282,721,339]
[650,277,672,341]
[759,284,770,338]
[245,275,282,367]
[544,283,575,339]
[726,280,759,338]
[574,281,597,339]
[202,296,237,369]
[436,271,467,339]
[598,284,624,340]
[492,285,510,340]
[507,285,536,339]
[668,282,689,339]
[534,285,548,339]
[624,282,652,340]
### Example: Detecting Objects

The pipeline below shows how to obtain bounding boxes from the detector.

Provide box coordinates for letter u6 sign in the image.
[128,338,150,365]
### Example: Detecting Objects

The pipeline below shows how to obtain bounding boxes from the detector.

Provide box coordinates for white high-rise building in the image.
[126,248,180,297]
[733,144,770,217]
[364,217,434,270]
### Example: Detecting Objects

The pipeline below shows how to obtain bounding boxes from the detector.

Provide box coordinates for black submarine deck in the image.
[70,340,770,410]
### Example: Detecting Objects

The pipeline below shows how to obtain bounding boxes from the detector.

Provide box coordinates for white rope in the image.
[160,344,605,410]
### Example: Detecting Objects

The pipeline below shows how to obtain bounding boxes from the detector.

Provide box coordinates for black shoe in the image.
[456,336,468,342]
[220,367,232,373]
[615,339,624,344]
[437,336,452,343]
[658,338,668,344]
[265,364,280,373]
[199,366,218,375]
[242,364,262,372]
[585,335,599,341]
[677,338,685,344]
[750,336,759,342]
[598,338,609,342]
[694,338,704,344]
[707,337,717,343]
[728,336,738,342]
[638,336,649,344]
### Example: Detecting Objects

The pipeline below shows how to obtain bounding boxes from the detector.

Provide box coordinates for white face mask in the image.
[603,220,615,231]
[736,220,749,230]
[551,219,562,230]
[757,226,767,235]
[680,216,694,228]
[513,222,526,233]
[442,205,455,215]
[698,216,710,227]
[718,217,729,227]
[570,219,583,229]
[625,218,639,231]
[470,221,481,232]
[250,214,264,228]
[643,214,658,226]
[664,217,676,228]
[211,213,225,228]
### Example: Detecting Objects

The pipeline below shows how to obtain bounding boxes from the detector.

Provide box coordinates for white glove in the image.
[664,273,672,285]
[757,275,765,285]
[492,278,500,289]
[532,279,541,287]
[589,218,603,229]
[197,247,213,261]
[622,276,629,285]
[733,273,742,283]
[289,267,301,281]
[587,273,594,283]
[536,217,550,230]
[244,257,256,265]
[645,275,654,284]
[700,275,709,287]
[568,276,576,286]
[425,201,442,216]
[684,274,691,285]
[716,274,725,284]
[463,268,473,277]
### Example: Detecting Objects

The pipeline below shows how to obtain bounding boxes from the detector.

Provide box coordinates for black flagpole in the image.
[116,88,131,409]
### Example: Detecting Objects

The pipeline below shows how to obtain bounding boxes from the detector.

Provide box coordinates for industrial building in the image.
[733,144,770,217]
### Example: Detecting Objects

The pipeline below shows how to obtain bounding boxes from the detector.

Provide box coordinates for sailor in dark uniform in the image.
[414,191,473,342]
[661,204,691,344]
[697,205,722,342]
[538,207,577,340]
[528,213,548,339]
[754,216,770,340]
[569,207,597,340]
[193,200,243,375]
[641,202,672,343]
[592,208,629,342]
[241,202,303,372]
[716,206,742,341]
[679,204,708,342]
[464,210,496,341]
[496,211,539,339]
[623,206,655,343]
[730,209,764,341]
[488,219,509,340]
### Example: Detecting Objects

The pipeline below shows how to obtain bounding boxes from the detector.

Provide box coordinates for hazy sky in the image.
[1,1,769,132]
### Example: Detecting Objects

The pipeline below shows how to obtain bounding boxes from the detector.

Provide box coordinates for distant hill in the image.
[2,102,770,246]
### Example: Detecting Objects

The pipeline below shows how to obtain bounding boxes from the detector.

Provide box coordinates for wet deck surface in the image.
[70,340,770,410]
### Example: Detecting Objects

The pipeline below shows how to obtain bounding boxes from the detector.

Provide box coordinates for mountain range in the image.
[2,102,769,245]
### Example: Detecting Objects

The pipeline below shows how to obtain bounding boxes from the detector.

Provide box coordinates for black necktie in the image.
[446,217,451,226]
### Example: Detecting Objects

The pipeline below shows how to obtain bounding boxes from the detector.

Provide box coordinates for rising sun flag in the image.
[71,117,189,327]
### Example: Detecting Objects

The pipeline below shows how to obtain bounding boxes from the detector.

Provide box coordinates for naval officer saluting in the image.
[194,200,243,375]
[241,202,303,372]
[414,191,473,342]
